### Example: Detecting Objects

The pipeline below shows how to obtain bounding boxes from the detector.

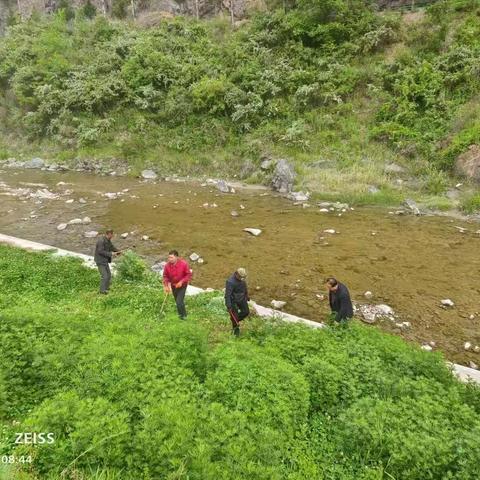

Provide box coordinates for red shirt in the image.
[163,259,192,286]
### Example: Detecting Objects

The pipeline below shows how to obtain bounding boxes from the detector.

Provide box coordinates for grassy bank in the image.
[1,0,480,208]
[0,245,479,479]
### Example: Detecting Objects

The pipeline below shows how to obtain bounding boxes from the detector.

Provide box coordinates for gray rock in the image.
[288,191,310,202]
[231,210,239,217]
[464,342,472,351]
[141,169,157,180]
[25,158,45,169]
[68,218,83,225]
[121,232,129,239]
[271,300,287,309]
[190,253,200,262]
[260,159,275,171]
[216,180,231,193]
[82,216,91,225]
[151,261,166,274]
[84,231,98,238]
[79,198,87,204]
[404,198,421,215]
[57,223,68,231]
[359,304,395,324]
[271,159,296,193]
[441,299,455,307]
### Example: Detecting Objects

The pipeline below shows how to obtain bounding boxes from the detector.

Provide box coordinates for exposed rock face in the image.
[455,145,480,182]
[271,159,296,194]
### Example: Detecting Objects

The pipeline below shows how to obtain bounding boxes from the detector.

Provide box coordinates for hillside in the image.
[0,244,479,479]
[1,0,480,209]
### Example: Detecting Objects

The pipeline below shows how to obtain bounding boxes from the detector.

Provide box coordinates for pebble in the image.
[364,291,373,299]
[142,235,149,241]
[231,210,239,217]
[469,361,478,370]
[441,299,455,307]
[68,218,83,225]
[190,253,200,262]
[464,342,472,351]
[121,233,129,239]
[197,258,204,264]
[84,231,98,238]
[323,229,337,234]
[79,198,87,204]
[421,345,433,352]
[474,346,480,353]
[65,199,74,204]
[82,217,91,225]
[319,208,329,213]
[57,223,68,231]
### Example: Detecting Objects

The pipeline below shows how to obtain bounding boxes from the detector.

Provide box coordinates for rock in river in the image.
[271,300,287,309]
[243,228,262,237]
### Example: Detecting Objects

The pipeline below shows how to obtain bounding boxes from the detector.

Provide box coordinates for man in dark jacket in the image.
[326,277,353,323]
[225,268,250,336]
[94,229,121,294]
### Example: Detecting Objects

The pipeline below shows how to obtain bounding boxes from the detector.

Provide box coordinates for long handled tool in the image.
[158,290,171,319]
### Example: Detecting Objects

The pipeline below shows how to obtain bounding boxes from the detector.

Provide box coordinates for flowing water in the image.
[1,167,479,365]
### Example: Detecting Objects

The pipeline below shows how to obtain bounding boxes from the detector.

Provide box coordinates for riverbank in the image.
[1,155,479,220]
[1,243,480,479]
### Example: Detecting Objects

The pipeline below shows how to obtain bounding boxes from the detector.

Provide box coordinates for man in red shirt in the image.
[163,250,192,319]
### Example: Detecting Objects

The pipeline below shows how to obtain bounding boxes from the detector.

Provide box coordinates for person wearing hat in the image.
[225,268,250,336]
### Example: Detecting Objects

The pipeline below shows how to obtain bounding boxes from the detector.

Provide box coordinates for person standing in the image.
[94,229,121,294]
[225,268,250,336]
[163,250,192,319]
[325,277,353,323]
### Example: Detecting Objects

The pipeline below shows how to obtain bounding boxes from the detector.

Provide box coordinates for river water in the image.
[1,167,479,365]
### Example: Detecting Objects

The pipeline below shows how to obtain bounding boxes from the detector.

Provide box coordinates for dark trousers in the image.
[228,299,250,335]
[172,285,187,319]
[97,264,111,293]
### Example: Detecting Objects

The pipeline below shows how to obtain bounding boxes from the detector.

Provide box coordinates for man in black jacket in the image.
[326,277,353,323]
[225,268,250,336]
[94,229,121,294]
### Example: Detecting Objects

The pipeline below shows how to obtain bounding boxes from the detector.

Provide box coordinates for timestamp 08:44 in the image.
[1,455,33,464]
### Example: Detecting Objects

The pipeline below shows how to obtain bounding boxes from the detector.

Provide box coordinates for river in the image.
[1,167,479,366]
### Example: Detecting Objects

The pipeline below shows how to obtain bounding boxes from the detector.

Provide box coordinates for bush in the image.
[116,250,147,282]
[460,192,480,213]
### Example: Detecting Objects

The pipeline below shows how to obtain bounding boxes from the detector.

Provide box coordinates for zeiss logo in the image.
[15,433,55,445]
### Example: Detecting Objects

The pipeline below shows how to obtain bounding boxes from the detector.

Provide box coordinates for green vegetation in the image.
[1,0,480,204]
[1,245,480,479]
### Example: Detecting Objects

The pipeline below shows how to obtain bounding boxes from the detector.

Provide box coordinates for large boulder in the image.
[271,159,296,193]
[141,169,158,180]
[455,145,480,182]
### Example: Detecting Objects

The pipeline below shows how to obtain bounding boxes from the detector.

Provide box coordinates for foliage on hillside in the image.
[0,0,480,200]
[0,245,480,479]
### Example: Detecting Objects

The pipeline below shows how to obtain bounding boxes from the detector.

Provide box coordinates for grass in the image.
[0,245,480,479]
